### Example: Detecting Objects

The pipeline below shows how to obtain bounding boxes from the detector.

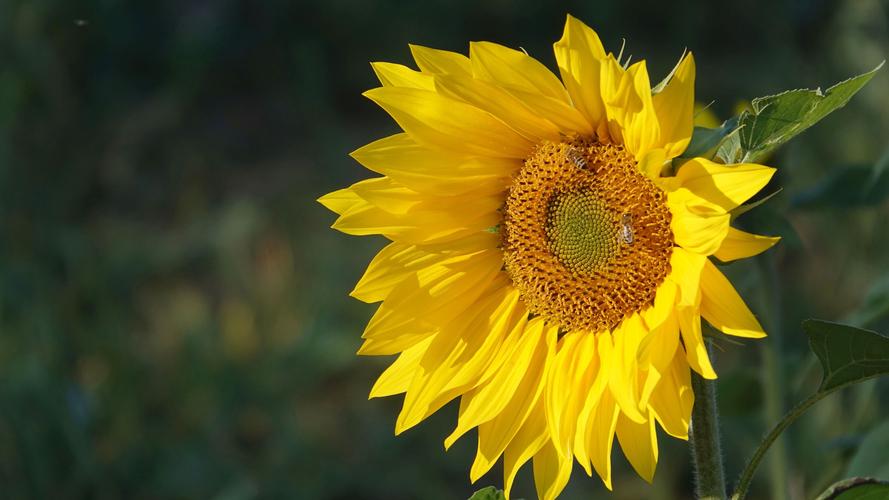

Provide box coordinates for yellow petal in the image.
[348,176,422,214]
[553,14,607,129]
[675,158,776,211]
[544,333,582,456]
[652,52,696,159]
[443,313,532,448]
[700,259,766,338]
[648,352,694,440]
[670,199,730,255]
[544,331,599,459]
[638,148,667,180]
[418,282,520,392]
[409,44,471,76]
[608,314,647,423]
[532,440,573,500]
[396,280,519,433]
[368,336,433,398]
[598,55,627,142]
[677,306,717,379]
[350,133,517,196]
[616,412,659,483]
[363,86,533,158]
[503,403,548,499]
[469,41,570,102]
[357,329,432,357]
[359,249,502,355]
[318,186,363,216]
[351,242,439,303]
[334,201,499,244]
[714,227,781,262]
[642,279,678,332]
[616,60,661,159]
[502,87,594,135]
[584,392,620,489]
[639,313,680,406]
[668,247,706,307]
[332,178,502,245]
[572,334,610,476]
[470,319,556,482]
[433,73,562,142]
[371,61,435,90]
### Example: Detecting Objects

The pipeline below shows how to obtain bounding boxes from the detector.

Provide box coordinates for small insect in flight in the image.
[619,213,634,245]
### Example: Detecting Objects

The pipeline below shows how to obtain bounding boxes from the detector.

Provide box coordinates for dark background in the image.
[0,0,887,499]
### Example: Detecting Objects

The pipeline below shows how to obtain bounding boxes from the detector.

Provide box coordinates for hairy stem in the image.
[690,370,727,500]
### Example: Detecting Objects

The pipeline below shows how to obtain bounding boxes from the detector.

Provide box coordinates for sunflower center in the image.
[502,138,674,333]
[546,191,617,274]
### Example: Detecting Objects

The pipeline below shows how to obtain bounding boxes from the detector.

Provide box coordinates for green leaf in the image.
[846,420,889,479]
[681,117,739,159]
[815,478,889,500]
[732,320,889,500]
[803,319,889,392]
[718,63,884,164]
[715,128,743,164]
[468,486,506,500]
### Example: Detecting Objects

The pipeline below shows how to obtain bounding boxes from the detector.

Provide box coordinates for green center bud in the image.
[545,191,619,274]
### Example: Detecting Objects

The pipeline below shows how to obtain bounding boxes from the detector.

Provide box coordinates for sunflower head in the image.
[320,14,779,499]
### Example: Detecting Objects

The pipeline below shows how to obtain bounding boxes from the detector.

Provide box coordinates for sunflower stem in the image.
[690,369,727,500]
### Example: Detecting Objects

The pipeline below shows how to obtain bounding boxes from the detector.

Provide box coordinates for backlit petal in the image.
[700,259,766,338]
[364,86,534,158]
[470,41,570,102]
[677,306,717,379]
[714,227,780,262]
[350,133,517,196]
[371,61,435,90]
[616,412,659,482]
[502,403,548,500]
[533,441,573,500]
[652,52,696,159]
[553,15,607,129]
[675,158,776,211]
[409,44,471,76]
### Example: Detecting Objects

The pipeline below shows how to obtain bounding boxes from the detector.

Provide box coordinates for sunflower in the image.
[320,15,778,499]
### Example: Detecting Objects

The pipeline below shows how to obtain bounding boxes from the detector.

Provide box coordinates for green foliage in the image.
[732,321,889,499]
[717,63,884,164]
[715,131,743,164]
[468,486,507,500]
[681,118,739,159]
[845,420,889,479]
[803,320,889,392]
[815,478,889,500]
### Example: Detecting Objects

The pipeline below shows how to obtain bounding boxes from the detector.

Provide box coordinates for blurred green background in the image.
[0,0,887,499]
